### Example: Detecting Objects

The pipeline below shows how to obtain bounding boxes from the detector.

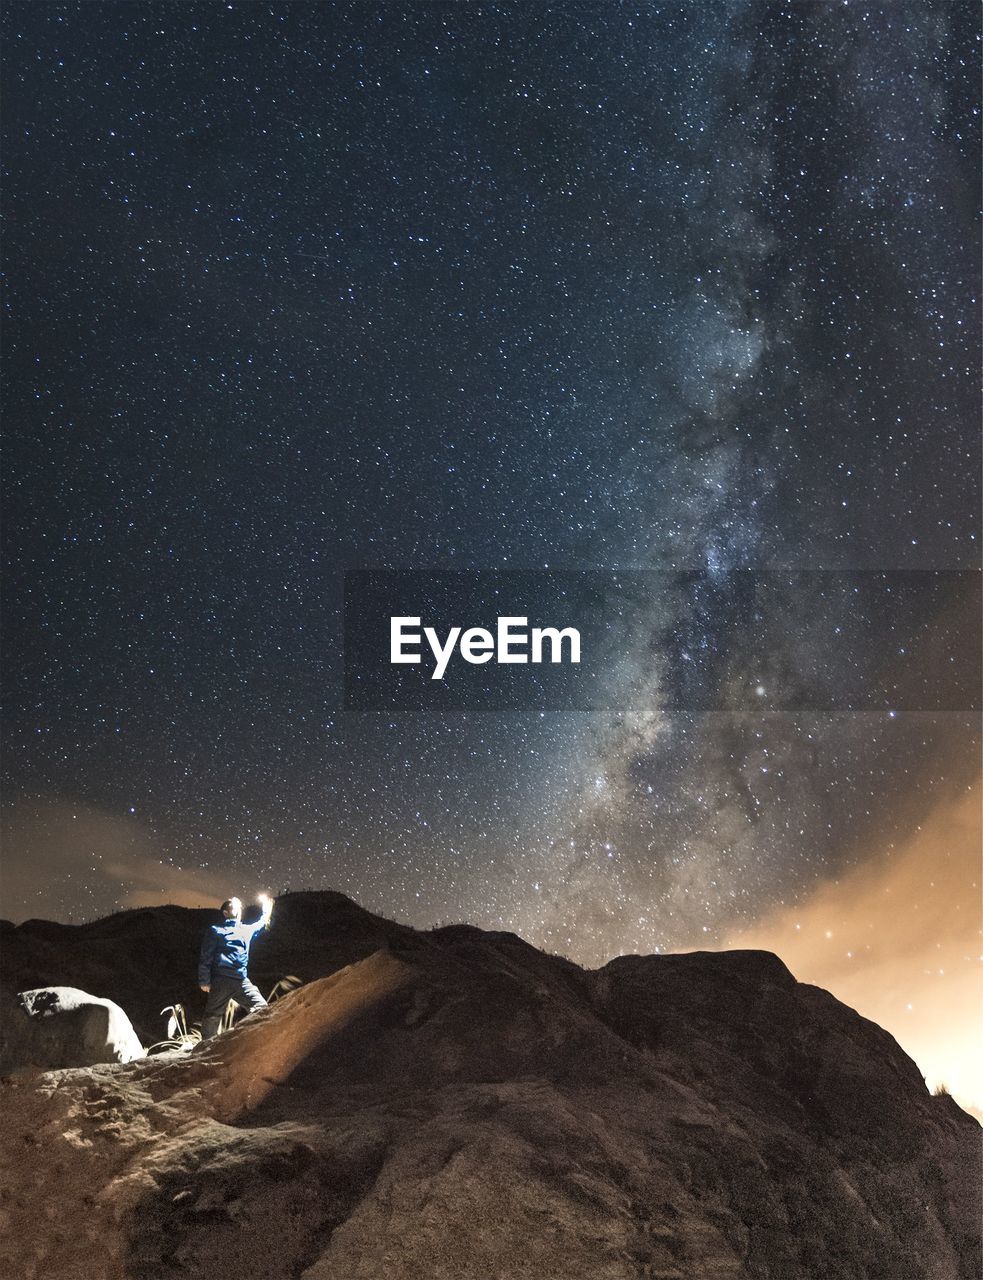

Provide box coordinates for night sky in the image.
[2,5,980,1102]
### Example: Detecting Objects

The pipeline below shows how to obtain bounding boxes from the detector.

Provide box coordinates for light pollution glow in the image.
[724,777,983,1119]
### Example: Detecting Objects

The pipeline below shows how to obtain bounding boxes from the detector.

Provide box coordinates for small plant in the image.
[267,975,304,1003]
[933,1081,951,1097]
[147,1003,202,1054]
[220,997,238,1033]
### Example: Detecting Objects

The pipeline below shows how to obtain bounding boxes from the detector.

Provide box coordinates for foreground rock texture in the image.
[0,893,979,1279]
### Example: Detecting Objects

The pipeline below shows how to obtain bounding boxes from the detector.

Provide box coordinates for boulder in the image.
[1,985,145,1072]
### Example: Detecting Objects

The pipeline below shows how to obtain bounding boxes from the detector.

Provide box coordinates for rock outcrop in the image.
[0,893,978,1279]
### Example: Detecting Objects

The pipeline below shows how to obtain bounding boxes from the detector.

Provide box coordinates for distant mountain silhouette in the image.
[0,891,979,1279]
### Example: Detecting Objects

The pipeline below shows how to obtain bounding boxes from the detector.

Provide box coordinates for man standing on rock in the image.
[198,893,273,1039]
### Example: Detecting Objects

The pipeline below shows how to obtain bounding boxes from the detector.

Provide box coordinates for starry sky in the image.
[2,4,980,1106]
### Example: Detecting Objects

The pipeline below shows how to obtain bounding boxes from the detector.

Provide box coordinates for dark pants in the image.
[201,973,267,1039]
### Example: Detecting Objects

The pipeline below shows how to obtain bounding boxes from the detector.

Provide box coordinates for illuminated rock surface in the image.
[1,985,145,1071]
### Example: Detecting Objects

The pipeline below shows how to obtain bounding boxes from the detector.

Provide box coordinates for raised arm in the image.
[247,893,274,938]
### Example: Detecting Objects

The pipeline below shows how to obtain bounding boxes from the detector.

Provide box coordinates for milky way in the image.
[2,0,979,1033]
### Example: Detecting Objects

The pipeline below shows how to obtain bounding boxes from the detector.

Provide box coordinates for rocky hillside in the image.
[0,892,979,1279]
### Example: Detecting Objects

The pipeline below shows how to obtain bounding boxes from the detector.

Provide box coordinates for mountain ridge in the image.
[0,890,979,1279]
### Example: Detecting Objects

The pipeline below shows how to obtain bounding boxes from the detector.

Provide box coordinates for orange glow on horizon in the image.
[724,777,983,1119]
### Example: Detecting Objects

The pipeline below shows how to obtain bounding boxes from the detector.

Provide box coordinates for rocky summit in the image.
[0,891,979,1279]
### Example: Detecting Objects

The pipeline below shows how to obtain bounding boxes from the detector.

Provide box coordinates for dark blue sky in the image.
[2,2,979,964]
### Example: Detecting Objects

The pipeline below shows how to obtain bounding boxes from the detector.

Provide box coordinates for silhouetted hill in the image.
[0,891,979,1279]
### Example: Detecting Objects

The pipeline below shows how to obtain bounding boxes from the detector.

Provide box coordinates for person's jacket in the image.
[198,916,268,985]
